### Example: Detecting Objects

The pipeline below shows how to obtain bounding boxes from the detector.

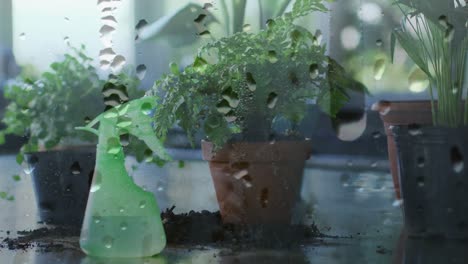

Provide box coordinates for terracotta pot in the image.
[372,101,432,199]
[201,140,312,225]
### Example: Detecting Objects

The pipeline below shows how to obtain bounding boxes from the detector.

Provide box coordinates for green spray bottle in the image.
[76,97,170,258]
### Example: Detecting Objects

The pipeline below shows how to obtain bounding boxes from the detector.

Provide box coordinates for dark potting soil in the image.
[0,226,81,252]
[0,207,326,252]
[161,206,325,248]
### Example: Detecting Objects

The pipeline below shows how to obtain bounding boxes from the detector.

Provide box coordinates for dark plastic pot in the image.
[392,124,468,238]
[202,140,312,225]
[25,147,96,227]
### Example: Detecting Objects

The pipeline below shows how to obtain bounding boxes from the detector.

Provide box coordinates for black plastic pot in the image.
[392,125,468,238]
[25,147,96,227]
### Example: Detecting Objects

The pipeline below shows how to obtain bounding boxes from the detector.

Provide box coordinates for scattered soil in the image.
[161,206,325,248]
[0,226,80,252]
[0,207,326,252]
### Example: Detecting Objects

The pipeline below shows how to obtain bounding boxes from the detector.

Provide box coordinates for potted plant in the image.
[373,1,468,237]
[0,45,143,226]
[147,0,364,225]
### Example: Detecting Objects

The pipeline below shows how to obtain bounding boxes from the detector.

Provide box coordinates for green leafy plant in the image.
[391,0,468,126]
[149,0,365,148]
[0,45,143,163]
[140,0,333,46]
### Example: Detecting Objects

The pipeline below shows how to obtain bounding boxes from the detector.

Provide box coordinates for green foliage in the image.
[391,1,468,126]
[143,0,334,45]
[0,45,143,163]
[151,0,359,148]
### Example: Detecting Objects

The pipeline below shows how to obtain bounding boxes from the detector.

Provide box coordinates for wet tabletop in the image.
[0,153,462,263]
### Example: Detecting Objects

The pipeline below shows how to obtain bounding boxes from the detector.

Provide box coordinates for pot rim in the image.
[201,139,312,162]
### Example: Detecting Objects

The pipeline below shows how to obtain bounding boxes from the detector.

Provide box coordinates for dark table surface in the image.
[0,154,465,264]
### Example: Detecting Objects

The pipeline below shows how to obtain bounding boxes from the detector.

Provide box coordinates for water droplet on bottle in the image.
[90,172,102,192]
[408,68,429,92]
[103,108,119,119]
[70,162,81,175]
[141,102,153,115]
[451,146,464,173]
[376,39,383,46]
[246,72,256,91]
[63,36,70,44]
[216,100,231,114]
[309,64,319,79]
[19,33,26,40]
[267,92,278,109]
[110,55,126,72]
[117,117,132,128]
[93,215,102,224]
[64,17,70,22]
[102,235,114,249]
[120,133,129,147]
[120,222,128,231]
[119,207,125,213]
[107,137,121,154]
[136,64,147,80]
[139,200,146,209]
[373,58,386,80]
[243,24,251,31]
[267,50,278,63]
